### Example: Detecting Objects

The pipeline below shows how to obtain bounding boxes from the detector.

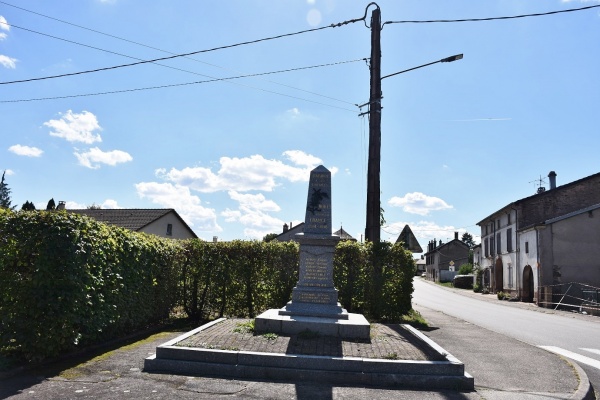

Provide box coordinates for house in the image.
[395,224,423,253]
[477,170,600,304]
[272,222,305,242]
[68,208,197,239]
[333,226,357,242]
[272,222,357,242]
[415,257,426,276]
[424,232,470,282]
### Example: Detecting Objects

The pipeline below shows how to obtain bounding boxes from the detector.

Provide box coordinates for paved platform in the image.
[144,318,474,390]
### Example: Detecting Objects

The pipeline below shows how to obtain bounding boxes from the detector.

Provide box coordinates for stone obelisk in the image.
[255,165,369,339]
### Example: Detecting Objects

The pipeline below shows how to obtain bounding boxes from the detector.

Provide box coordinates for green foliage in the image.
[20,201,36,211]
[334,241,414,321]
[0,171,16,210]
[497,291,510,300]
[458,263,473,275]
[461,232,475,248]
[0,210,183,362]
[262,233,278,242]
[46,198,56,211]
[0,211,415,362]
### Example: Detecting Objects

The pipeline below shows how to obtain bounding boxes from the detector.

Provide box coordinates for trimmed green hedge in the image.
[1,209,415,362]
[0,209,183,362]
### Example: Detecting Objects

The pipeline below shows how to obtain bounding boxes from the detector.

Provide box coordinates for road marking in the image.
[539,346,600,370]
[581,348,600,356]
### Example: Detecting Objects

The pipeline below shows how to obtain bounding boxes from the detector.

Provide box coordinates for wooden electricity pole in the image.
[365,6,382,243]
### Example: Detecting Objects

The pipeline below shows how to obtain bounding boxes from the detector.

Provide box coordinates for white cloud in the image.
[221,191,283,239]
[74,147,132,169]
[65,201,87,209]
[9,144,43,157]
[135,182,220,231]
[0,55,17,69]
[44,110,102,144]
[0,16,9,37]
[3,169,14,176]
[388,192,453,216]
[157,150,322,193]
[100,199,122,209]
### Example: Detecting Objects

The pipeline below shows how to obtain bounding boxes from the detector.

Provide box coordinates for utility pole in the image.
[365,6,381,243]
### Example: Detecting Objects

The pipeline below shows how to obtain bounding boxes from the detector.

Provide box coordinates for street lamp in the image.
[363,10,463,244]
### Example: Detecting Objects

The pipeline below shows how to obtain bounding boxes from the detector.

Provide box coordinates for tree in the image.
[21,201,36,211]
[262,233,278,242]
[0,170,16,210]
[87,203,102,210]
[46,198,56,210]
[461,232,476,248]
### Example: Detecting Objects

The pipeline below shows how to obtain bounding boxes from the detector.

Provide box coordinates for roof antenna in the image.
[529,175,546,194]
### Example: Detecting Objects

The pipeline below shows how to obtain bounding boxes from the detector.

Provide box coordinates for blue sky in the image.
[2,0,599,249]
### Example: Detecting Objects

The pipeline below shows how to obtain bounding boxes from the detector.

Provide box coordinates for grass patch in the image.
[399,309,429,330]
[436,281,453,288]
[383,352,398,360]
[233,320,255,334]
[261,332,278,341]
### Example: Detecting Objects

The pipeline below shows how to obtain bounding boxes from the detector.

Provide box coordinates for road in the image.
[413,277,600,398]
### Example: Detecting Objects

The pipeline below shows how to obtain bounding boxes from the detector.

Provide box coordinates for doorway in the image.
[522,265,534,303]
[494,257,504,293]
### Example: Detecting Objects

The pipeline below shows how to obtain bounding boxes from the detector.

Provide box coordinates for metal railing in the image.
[538,282,600,315]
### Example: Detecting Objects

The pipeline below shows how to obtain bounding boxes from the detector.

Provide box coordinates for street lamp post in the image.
[363,8,463,244]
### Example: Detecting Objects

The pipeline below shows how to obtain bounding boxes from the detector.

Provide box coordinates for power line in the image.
[0,1,360,106]
[0,61,362,111]
[383,4,600,26]
[0,15,365,85]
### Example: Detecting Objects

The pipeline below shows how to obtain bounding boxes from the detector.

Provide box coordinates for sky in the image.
[1,0,599,250]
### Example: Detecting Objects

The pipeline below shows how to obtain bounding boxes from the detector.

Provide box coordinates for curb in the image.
[144,318,474,391]
[568,358,595,400]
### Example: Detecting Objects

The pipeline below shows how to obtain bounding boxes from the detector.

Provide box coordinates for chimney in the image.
[212,236,218,243]
[57,201,66,210]
[454,231,459,240]
[548,171,557,190]
[283,223,289,233]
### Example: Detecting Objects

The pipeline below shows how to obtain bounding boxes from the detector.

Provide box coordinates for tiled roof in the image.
[333,227,356,241]
[68,208,179,231]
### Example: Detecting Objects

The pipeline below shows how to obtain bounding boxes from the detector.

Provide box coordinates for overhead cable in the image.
[0,60,363,112]
[383,4,600,26]
[0,1,359,105]
[0,15,365,85]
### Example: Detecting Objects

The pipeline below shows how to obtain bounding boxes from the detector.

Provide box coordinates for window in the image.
[508,213,511,225]
[485,225,488,235]
[484,238,489,257]
[508,264,513,288]
[166,223,173,236]
[490,236,495,256]
[496,232,502,254]
[525,241,529,254]
[507,228,513,252]
[497,219,500,229]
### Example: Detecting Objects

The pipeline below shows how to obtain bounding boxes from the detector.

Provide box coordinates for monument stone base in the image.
[255,308,370,339]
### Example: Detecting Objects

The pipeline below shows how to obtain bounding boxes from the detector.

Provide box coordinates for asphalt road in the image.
[413,277,600,398]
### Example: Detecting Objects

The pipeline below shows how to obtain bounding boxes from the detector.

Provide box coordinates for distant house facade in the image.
[272,222,356,242]
[477,171,600,304]
[424,232,470,282]
[272,222,305,242]
[68,208,197,239]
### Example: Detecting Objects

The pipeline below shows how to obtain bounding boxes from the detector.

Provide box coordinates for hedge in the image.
[0,209,183,362]
[0,209,415,362]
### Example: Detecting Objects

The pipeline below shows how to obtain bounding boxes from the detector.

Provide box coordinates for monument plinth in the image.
[255,165,370,339]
